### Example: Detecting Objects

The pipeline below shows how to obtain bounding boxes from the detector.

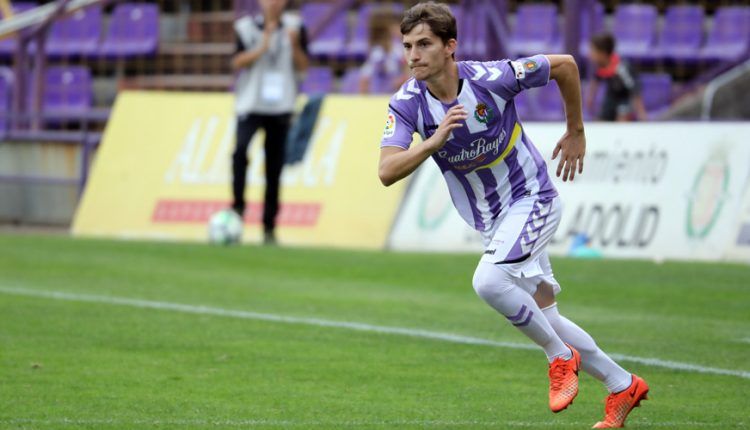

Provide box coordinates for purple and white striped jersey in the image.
[380,55,558,234]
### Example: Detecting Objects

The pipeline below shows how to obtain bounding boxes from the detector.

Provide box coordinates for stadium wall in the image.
[0,142,80,224]
[72,92,750,262]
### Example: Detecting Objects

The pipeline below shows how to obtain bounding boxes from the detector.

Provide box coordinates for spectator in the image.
[231,0,309,245]
[586,33,647,122]
[359,8,408,94]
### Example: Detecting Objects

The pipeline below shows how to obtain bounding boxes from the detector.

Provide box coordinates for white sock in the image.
[473,262,571,363]
[542,303,632,392]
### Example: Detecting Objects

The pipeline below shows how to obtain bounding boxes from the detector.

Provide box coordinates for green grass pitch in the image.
[0,234,748,429]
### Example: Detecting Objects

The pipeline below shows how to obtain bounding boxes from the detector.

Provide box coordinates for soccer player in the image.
[378,3,649,428]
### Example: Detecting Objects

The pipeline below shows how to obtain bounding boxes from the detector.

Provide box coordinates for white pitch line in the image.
[1,286,749,381]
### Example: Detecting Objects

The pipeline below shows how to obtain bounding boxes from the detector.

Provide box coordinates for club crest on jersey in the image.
[383,112,396,138]
[474,103,494,124]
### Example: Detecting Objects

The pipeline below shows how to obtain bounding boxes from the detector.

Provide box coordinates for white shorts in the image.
[479,196,562,296]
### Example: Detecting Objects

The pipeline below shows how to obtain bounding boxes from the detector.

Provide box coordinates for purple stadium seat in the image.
[534,81,565,121]
[639,73,672,119]
[43,66,93,113]
[338,68,361,94]
[460,4,489,60]
[46,5,102,58]
[700,6,750,61]
[514,81,564,121]
[300,67,333,95]
[579,2,605,56]
[513,92,532,121]
[0,67,13,133]
[302,2,347,60]
[0,2,37,57]
[656,6,704,62]
[509,4,561,58]
[369,75,397,94]
[613,4,658,60]
[582,80,606,120]
[448,5,468,60]
[99,3,159,58]
[345,3,404,62]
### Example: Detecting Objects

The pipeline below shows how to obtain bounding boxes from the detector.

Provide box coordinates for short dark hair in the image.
[590,33,616,55]
[400,1,457,44]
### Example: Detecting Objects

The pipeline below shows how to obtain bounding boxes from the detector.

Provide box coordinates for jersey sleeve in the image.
[379,95,417,150]
[482,54,551,98]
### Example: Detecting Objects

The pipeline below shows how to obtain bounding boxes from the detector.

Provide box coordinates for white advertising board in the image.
[389,123,750,262]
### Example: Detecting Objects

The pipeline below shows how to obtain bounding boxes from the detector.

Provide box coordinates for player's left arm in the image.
[547,54,586,182]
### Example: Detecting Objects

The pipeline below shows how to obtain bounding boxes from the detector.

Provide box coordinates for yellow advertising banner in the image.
[72,91,406,249]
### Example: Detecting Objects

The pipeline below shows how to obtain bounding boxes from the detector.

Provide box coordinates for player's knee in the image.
[533,282,556,308]
[472,262,515,304]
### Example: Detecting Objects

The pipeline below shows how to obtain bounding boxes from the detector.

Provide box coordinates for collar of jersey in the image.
[426,78,465,106]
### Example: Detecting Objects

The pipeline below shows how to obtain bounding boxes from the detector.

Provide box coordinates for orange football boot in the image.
[548,345,581,412]
[593,374,650,428]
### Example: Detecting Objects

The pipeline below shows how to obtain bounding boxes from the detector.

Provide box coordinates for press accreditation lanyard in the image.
[261,25,285,104]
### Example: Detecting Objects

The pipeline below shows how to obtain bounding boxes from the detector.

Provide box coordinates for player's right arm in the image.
[378,104,467,186]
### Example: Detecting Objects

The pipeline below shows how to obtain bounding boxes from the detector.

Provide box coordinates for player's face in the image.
[402,24,456,81]
[259,0,287,19]
[589,46,609,68]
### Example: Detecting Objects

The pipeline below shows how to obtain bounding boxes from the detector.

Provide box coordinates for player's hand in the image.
[552,129,586,182]
[427,104,467,152]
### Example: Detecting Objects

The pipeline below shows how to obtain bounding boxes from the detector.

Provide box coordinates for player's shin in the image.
[473,262,570,362]
[542,303,632,393]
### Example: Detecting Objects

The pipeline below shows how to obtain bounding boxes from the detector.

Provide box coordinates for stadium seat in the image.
[345,3,404,62]
[99,3,159,58]
[656,6,704,62]
[301,2,347,60]
[534,80,565,121]
[700,6,750,62]
[43,66,93,114]
[300,67,333,95]
[612,4,658,60]
[449,5,467,60]
[513,91,532,121]
[0,67,13,133]
[460,3,490,60]
[639,73,672,119]
[579,2,605,57]
[582,80,606,120]
[0,2,37,57]
[338,68,361,94]
[514,81,564,121]
[508,4,561,58]
[45,5,103,58]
